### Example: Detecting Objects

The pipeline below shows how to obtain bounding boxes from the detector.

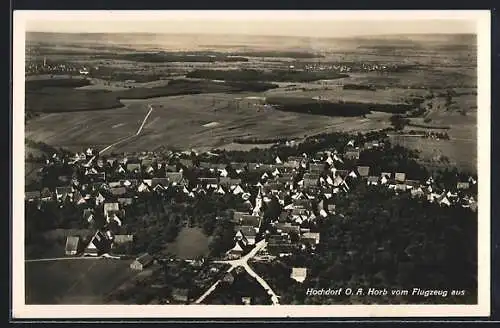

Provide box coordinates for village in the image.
[24,129,478,305]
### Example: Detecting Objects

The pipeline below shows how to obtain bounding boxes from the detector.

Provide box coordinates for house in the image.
[151,178,169,188]
[141,158,153,168]
[235,230,249,246]
[302,232,320,245]
[457,182,470,190]
[218,177,241,188]
[108,181,122,188]
[231,185,245,195]
[267,243,296,257]
[303,174,319,188]
[107,212,123,227]
[395,183,407,192]
[309,163,324,173]
[104,202,120,217]
[81,208,94,224]
[166,172,186,186]
[278,210,290,222]
[25,190,41,202]
[113,234,134,244]
[275,222,300,235]
[284,157,302,168]
[232,211,248,223]
[84,230,112,256]
[235,225,257,245]
[411,187,425,198]
[120,179,138,188]
[199,177,219,187]
[292,198,312,209]
[110,187,127,197]
[241,297,252,305]
[367,176,379,186]
[229,239,247,256]
[130,253,154,271]
[178,158,192,168]
[240,215,262,229]
[56,186,73,201]
[40,188,54,202]
[394,172,406,183]
[380,172,391,184]
[65,236,80,256]
[356,166,370,178]
[344,150,360,160]
[171,288,190,303]
[137,181,151,193]
[438,195,452,207]
[405,180,421,190]
[290,267,308,283]
[126,163,141,173]
[117,197,134,206]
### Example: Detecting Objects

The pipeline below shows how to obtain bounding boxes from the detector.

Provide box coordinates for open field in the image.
[164,227,210,260]
[25,32,477,172]
[25,259,136,304]
[25,78,278,113]
[185,69,348,82]
[25,92,393,153]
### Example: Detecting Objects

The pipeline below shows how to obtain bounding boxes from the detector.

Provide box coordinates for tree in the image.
[390,115,410,131]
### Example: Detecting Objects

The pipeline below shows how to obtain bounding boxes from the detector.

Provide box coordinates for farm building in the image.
[65,236,80,256]
[130,253,154,271]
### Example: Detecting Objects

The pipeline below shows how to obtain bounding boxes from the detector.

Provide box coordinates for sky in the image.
[20,10,482,38]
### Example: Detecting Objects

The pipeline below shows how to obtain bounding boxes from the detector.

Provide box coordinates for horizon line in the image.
[25,31,476,39]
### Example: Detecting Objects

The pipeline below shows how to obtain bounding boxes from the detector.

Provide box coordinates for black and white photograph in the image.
[12,10,491,318]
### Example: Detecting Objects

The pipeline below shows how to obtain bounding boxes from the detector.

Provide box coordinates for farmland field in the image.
[25,259,136,304]
[25,32,477,172]
[25,92,393,154]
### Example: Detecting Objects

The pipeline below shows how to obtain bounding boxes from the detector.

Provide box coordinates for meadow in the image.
[25,259,136,304]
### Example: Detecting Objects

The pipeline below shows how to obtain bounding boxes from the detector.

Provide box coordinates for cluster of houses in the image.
[25,58,89,76]
[26,137,477,277]
[297,62,403,73]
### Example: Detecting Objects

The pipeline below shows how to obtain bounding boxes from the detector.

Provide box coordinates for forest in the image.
[252,184,477,304]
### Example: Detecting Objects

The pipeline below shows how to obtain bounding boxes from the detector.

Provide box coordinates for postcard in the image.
[12,9,491,319]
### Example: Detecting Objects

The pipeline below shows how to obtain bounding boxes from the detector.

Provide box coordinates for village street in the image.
[194,239,280,305]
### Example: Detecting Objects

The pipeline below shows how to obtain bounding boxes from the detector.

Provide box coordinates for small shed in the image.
[130,253,154,271]
[65,236,80,256]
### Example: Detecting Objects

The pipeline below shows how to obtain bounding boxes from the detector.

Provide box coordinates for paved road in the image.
[194,240,280,305]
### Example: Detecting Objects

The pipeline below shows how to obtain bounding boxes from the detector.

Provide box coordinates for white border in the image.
[12,10,491,319]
